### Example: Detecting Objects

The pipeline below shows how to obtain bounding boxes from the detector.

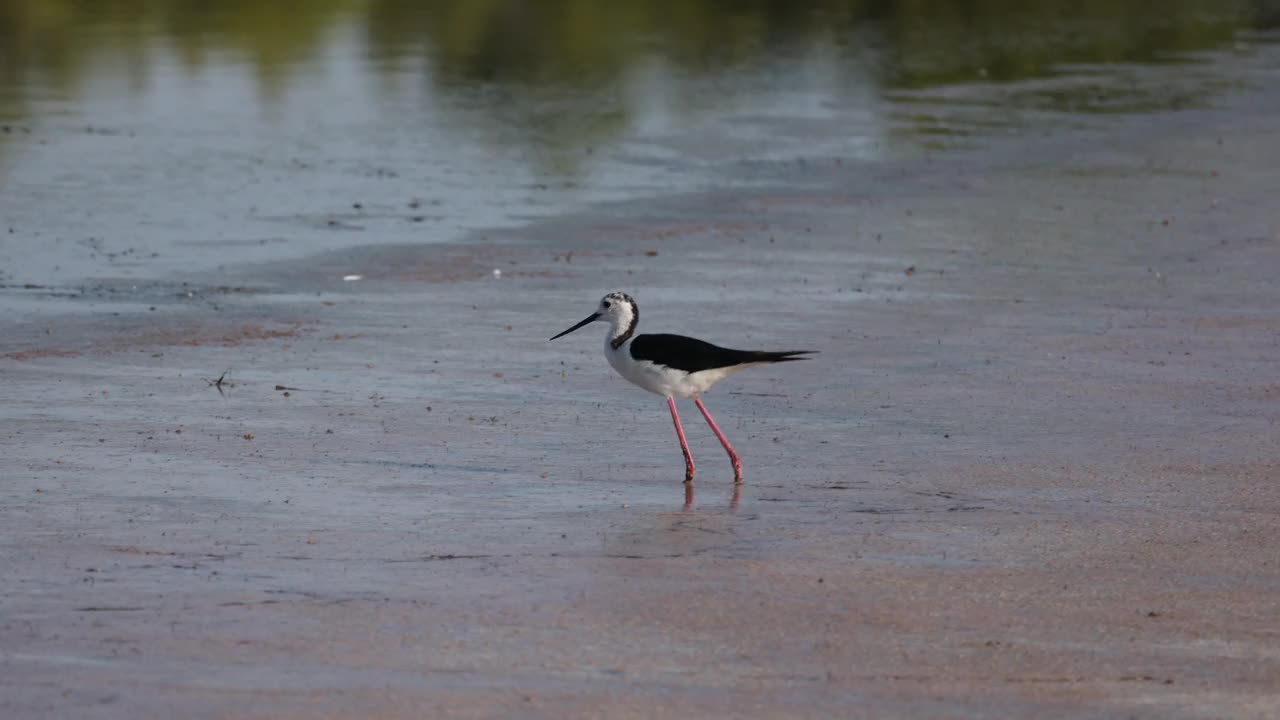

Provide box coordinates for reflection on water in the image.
[3,0,1278,136]
[0,1,1277,285]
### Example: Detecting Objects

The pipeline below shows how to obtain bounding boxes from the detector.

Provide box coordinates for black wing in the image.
[629,334,815,373]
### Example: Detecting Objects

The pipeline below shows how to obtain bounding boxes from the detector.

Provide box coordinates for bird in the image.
[550,292,815,484]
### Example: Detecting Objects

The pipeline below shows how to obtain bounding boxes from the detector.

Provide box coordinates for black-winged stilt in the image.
[551,292,815,484]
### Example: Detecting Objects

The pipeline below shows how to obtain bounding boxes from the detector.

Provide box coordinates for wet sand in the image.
[5,72,1280,720]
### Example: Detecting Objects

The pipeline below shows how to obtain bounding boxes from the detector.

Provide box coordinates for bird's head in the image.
[551,292,637,340]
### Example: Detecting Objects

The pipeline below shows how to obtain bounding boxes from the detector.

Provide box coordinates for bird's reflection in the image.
[681,481,741,512]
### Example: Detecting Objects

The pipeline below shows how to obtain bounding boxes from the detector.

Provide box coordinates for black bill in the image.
[550,312,601,340]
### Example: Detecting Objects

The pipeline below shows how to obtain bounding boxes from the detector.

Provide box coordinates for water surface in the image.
[1,0,1277,287]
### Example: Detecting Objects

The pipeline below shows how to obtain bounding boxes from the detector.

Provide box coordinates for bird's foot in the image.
[731,461,743,484]
[684,468,695,483]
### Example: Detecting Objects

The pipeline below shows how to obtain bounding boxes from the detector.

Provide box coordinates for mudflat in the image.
[4,52,1280,720]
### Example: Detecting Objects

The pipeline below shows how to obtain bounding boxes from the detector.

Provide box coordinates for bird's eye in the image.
[602,301,611,308]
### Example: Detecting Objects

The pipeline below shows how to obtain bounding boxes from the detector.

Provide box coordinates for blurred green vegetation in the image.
[0,0,357,104]
[1,0,1277,127]
[362,0,1280,87]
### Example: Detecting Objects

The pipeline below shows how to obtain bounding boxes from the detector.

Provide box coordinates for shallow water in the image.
[2,1,1279,288]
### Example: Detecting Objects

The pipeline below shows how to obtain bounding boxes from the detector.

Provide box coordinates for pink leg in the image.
[667,396,696,483]
[694,396,743,483]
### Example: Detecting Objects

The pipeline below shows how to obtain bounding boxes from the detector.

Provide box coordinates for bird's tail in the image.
[742,349,817,364]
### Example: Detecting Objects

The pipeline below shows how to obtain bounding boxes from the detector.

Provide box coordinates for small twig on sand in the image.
[207,369,234,396]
